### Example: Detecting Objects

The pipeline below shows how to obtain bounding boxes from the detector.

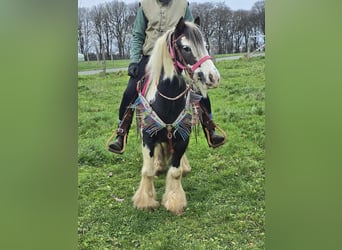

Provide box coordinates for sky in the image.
[78,0,259,11]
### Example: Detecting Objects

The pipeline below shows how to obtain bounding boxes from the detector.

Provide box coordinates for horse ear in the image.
[194,16,200,26]
[175,17,186,37]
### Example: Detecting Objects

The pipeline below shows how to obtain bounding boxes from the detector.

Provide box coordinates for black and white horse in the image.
[132,17,220,215]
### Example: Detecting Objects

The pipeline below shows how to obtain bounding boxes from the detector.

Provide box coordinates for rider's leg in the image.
[200,95,226,148]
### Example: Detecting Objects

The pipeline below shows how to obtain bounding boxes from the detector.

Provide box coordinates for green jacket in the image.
[130,0,193,63]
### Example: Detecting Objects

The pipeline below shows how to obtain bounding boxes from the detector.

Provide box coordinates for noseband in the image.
[169,34,212,79]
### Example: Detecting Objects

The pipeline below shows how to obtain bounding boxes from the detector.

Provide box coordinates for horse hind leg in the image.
[132,144,159,210]
[162,166,187,215]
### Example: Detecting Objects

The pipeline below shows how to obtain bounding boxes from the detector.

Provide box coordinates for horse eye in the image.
[182,46,191,52]
[205,44,210,52]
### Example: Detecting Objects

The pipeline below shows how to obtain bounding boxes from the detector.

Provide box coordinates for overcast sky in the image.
[78,0,259,11]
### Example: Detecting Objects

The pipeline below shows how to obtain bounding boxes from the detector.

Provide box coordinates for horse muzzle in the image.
[206,72,220,88]
[197,71,220,89]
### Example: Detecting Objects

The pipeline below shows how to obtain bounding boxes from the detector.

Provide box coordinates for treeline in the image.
[78,0,265,61]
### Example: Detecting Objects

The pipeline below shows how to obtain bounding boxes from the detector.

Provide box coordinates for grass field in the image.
[77,53,245,72]
[78,56,265,249]
[78,59,130,72]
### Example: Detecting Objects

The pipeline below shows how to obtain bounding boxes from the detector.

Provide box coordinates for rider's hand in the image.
[128,63,139,78]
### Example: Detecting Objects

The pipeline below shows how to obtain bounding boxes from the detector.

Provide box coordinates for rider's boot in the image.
[108,108,134,154]
[201,108,226,148]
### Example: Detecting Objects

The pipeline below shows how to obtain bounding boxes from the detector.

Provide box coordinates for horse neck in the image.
[151,75,187,124]
[158,74,186,98]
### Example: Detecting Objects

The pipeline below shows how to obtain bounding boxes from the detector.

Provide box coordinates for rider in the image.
[108,0,225,154]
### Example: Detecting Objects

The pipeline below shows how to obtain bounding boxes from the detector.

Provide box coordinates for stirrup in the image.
[204,124,227,148]
[106,130,127,154]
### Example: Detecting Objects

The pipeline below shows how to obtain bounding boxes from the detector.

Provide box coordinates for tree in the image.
[101,4,111,59]
[251,1,265,35]
[78,7,92,61]
[77,0,265,60]
[232,10,246,52]
[90,5,105,61]
[106,1,131,58]
[212,3,233,54]
[78,8,84,54]
[191,2,216,54]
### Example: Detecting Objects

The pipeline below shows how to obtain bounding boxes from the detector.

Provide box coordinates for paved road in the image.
[78,53,264,76]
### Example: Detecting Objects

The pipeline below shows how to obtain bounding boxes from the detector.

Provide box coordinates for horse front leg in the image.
[132,144,159,210]
[154,143,169,176]
[162,145,187,215]
[180,153,191,176]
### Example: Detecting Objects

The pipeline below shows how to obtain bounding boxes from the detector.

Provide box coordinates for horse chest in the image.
[152,98,185,124]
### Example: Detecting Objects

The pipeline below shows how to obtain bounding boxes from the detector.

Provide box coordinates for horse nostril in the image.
[209,73,214,83]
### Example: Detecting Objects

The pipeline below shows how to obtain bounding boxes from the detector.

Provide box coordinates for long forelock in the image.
[182,22,207,58]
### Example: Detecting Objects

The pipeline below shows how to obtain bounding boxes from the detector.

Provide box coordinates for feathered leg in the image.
[162,166,187,215]
[132,144,159,210]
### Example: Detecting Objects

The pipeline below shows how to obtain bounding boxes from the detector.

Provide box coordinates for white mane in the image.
[144,30,175,102]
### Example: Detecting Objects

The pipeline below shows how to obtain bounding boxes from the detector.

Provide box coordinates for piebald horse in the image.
[132,17,220,215]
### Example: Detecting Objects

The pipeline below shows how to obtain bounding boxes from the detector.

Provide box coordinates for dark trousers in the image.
[118,56,150,120]
[118,56,212,120]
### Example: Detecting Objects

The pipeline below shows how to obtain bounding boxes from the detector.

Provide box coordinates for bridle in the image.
[156,32,211,102]
[169,33,212,80]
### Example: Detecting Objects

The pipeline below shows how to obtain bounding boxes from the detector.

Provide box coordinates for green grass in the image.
[214,53,245,58]
[77,54,245,72]
[78,59,130,72]
[78,56,265,249]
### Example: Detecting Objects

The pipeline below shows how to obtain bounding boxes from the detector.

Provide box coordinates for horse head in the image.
[171,17,220,97]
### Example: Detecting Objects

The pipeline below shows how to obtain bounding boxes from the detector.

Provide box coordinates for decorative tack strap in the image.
[131,92,198,141]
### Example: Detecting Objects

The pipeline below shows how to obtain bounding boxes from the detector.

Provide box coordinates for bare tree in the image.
[90,5,105,61]
[191,1,265,54]
[191,2,216,54]
[106,1,131,58]
[78,0,265,60]
[251,1,265,35]
[231,10,248,52]
[101,4,111,60]
[212,3,233,54]
[78,7,93,61]
[78,8,85,54]
[242,11,254,52]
